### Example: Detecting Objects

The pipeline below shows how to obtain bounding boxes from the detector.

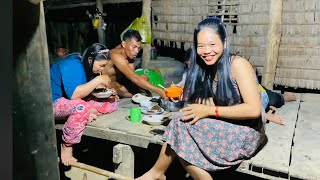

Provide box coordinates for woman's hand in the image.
[96,75,112,88]
[110,88,119,101]
[181,104,213,124]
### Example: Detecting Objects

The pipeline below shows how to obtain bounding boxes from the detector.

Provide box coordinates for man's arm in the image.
[111,54,166,98]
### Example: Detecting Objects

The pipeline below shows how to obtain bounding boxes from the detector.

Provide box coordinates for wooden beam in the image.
[70,162,133,180]
[141,0,151,69]
[102,0,142,4]
[13,1,60,179]
[45,2,96,10]
[45,0,143,10]
[113,144,135,178]
[97,0,106,44]
[261,0,284,89]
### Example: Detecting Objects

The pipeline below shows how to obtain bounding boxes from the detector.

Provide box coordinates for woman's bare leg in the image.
[60,143,77,166]
[135,142,176,180]
[178,157,213,180]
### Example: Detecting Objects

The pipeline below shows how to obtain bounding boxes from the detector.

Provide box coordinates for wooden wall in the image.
[151,0,320,90]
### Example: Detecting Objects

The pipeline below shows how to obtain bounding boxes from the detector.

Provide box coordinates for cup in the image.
[130,107,142,122]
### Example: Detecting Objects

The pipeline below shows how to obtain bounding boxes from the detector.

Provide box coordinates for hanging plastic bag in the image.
[120,15,152,44]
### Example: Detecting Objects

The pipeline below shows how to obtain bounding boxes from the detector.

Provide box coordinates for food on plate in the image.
[148,104,162,113]
[91,89,113,98]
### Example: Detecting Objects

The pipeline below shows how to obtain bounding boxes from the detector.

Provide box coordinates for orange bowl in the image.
[165,86,183,98]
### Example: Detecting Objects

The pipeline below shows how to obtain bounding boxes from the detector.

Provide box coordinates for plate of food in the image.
[142,114,164,126]
[141,104,164,114]
[91,89,113,98]
[132,93,152,103]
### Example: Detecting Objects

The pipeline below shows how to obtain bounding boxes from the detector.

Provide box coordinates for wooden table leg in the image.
[113,144,135,178]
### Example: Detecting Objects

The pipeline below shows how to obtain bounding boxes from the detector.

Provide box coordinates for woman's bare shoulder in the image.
[231,56,254,78]
[231,56,252,68]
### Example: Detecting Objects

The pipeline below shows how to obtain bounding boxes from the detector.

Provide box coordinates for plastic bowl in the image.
[165,86,183,99]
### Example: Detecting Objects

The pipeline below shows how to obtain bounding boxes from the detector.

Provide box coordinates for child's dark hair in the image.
[122,29,142,42]
[81,43,109,81]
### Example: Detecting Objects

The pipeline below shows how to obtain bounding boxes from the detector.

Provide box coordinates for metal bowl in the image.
[160,99,184,112]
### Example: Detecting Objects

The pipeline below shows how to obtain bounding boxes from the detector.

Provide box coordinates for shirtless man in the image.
[102,29,166,99]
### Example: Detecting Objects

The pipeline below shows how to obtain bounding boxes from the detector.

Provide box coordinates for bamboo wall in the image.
[151,0,320,90]
[275,0,320,89]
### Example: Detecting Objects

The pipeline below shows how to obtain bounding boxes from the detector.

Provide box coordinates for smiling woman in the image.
[136,17,264,180]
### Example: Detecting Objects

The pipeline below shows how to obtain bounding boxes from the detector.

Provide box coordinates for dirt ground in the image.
[57,131,266,180]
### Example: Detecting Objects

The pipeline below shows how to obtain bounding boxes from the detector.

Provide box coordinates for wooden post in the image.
[97,0,106,44]
[261,0,284,89]
[13,1,60,179]
[142,0,151,68]
[113,144,135,178]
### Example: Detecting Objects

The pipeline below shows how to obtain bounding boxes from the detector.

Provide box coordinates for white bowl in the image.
[132,93,152,103]
[142,115,164,126]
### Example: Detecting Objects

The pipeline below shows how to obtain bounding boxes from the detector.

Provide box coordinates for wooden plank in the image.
[65,162,133,180]
[246,94,301,176]
[301,93,320,102]
[56,124,162,148]
[289,94,320,179]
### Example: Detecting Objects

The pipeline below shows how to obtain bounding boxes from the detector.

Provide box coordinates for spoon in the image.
[157,84,171,91]
[99,71,108,92]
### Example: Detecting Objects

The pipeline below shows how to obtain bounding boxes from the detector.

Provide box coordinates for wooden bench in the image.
[56,93,320,179]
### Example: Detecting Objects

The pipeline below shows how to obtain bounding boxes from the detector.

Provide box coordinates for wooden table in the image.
[56,98,173,178]
[56,94,320,179]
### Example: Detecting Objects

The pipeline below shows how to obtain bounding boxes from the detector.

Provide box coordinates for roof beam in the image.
[45,0,142,10]
[45,2,96,10]
[102,0,142,4]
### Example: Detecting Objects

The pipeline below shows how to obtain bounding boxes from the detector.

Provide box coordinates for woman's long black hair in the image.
[81,43,110,81]
[182,17,241,106]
